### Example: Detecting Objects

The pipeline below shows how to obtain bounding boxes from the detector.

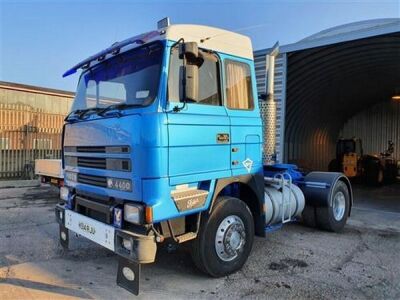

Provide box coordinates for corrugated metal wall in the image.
[0,84,73,179]
[254,52,287,164]
[278,32,399,171]
[340,100,400,159]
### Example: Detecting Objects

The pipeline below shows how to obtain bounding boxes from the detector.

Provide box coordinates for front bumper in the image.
[55,203,157,264]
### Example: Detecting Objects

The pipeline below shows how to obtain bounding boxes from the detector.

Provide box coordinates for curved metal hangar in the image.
[255,18,400,170]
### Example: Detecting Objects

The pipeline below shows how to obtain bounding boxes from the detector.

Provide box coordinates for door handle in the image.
[216,133,230,144]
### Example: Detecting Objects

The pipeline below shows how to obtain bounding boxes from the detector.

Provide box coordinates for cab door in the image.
[166,47,231,185]
[223,58,263,176]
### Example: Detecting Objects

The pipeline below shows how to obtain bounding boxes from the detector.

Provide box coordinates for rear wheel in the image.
[59,224,69,250]
[315,181,350,232]
[191,196,254,277]
[302,205,317,228]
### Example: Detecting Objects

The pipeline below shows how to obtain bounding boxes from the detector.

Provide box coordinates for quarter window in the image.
[225,60,254,110]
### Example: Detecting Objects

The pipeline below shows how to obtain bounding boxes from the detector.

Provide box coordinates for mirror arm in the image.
[173,40,188,113]
[171,38,184,49]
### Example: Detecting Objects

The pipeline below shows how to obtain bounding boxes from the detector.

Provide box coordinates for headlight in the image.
[65,171,77,182]
[124,203,144,224]
[107,178,132,192]
[60,186,70,201]
[60,186,74,209]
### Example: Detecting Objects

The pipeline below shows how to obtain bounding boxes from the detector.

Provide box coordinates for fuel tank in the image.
[264,182,305,226]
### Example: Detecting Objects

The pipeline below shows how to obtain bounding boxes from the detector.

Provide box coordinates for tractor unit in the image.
[56,19,352,294]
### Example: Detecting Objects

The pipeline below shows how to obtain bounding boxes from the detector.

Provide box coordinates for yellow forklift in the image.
[329,138,398,185]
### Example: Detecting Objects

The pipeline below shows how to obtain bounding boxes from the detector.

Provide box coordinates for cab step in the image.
[171,186,208,212]
[176,232,197,243]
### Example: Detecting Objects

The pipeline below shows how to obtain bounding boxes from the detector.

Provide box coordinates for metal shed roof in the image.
[0,81,74,98]
[254,18,400,55]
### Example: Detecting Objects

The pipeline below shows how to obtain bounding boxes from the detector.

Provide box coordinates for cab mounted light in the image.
[62,32,158,77]
[112,48,120,55]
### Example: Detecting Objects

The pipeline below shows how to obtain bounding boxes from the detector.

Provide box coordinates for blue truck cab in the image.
[56,20,352,295]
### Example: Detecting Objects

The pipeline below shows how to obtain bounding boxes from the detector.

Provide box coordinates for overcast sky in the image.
[0,0,399,91]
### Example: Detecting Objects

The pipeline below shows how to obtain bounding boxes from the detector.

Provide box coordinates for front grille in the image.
[65,156,131,171]
[77,173,107,187]
[64,146,130,154]
[77,157,106,169]
[77,146,106,153]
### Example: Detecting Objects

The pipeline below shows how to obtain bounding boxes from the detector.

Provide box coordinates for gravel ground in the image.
[0,183,399,299]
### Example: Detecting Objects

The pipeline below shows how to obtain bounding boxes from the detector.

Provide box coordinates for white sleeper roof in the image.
[64,24,253,77]
[162,24,253,60]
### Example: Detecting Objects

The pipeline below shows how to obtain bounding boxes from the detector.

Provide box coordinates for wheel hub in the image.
[333,191,346,221]
[215,215,246,261]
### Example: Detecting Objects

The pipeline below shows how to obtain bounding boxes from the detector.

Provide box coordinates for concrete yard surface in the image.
[0,184,399,299]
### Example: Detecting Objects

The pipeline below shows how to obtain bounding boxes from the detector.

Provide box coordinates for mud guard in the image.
[117,257,141,295]
[59,224,69,249]
[56,205,69,249]
[297,172,353,215]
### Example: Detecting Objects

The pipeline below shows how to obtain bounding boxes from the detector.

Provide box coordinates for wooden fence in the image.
[0,103,65,179]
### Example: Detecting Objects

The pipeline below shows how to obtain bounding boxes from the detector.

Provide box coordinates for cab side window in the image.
[225,60,254,110]
[168,48,221,106]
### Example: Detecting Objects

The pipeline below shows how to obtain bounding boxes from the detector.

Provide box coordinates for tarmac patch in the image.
[269,258,308,271]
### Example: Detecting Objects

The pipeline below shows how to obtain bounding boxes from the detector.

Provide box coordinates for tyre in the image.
[315,181,350,232]
[191,196,254,277]
[302,205,317,228]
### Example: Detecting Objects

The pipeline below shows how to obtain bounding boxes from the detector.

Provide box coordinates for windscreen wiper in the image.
[77,107,103,119]
[97,103,141,116]
[64,109,84,122]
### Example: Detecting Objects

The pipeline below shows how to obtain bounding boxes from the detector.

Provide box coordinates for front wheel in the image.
[191,196,254,277]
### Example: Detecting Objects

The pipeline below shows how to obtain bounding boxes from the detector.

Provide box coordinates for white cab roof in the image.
[161,24,253,60]
[64,24,253,77]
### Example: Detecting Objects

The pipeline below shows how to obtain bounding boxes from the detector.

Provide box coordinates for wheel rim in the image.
[215,215,246,262]
[332,191,346,221]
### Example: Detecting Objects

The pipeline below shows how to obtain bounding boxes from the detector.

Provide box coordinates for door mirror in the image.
[179,42,199,61]
[179,64,199,103]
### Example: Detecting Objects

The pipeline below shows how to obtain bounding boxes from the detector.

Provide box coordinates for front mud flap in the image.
[59,224,69,250]
[117,256,141,295]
